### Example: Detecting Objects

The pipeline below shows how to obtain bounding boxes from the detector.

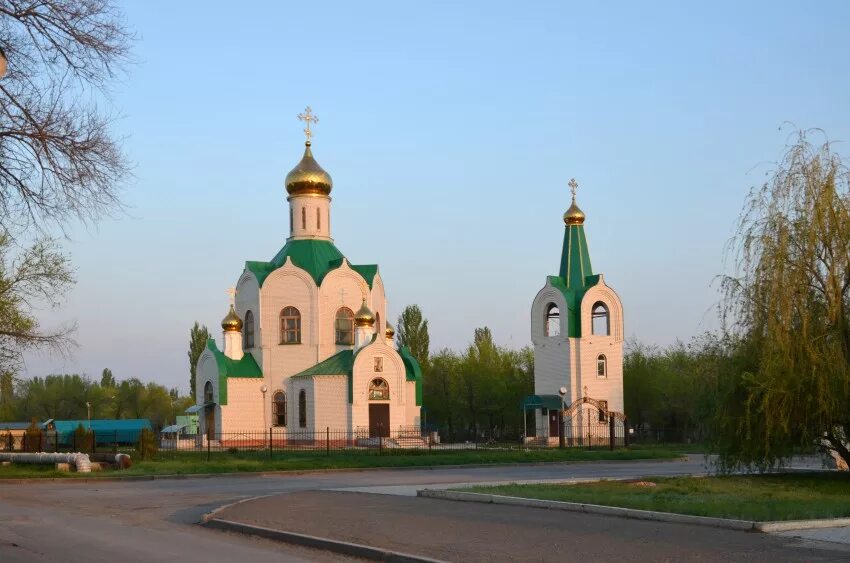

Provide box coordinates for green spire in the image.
[558,222,593,288]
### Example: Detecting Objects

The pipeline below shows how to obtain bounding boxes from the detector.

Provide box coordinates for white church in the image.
[193,108,422,441]
[525,179,625,443]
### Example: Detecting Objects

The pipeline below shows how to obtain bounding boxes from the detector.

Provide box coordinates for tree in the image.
[0,234,74,373]
[0,0,133,236]
[718,129,850,469]
[100,368,115,388]
[396,305,430,367]
[0,370,14,420]
[188,322,209,399]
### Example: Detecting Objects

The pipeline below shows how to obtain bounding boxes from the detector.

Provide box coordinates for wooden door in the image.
[549,410,559,437]
[369,404,390,438]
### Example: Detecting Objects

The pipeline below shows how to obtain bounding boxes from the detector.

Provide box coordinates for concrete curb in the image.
[0,454,691,485]
[203,517,445,562]
[417,489,850,533]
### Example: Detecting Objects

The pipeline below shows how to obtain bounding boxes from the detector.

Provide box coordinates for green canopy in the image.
[521,394,564,411]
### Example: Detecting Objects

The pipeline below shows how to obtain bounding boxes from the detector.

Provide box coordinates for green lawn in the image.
[466,473,850,521]
[0,446,681,479]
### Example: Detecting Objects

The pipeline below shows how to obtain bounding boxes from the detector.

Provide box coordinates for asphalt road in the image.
[0,455,844,562]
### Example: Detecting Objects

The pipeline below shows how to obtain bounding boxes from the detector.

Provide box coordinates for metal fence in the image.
[0,430,144,454]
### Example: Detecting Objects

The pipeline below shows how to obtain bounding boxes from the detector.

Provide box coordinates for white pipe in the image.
[0,452,92,473]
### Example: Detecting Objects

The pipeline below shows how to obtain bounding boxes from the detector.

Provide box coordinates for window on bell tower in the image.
[592,302,610,336]
[317,207,321,230]
[301,207,306,230]
[545,303,560,337]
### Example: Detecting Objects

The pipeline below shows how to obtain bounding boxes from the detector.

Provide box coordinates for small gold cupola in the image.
[221,304,243,332]
[354,299,376,327]
[285,106,333,197]
[385,323,395,339]
[563,177,586,225]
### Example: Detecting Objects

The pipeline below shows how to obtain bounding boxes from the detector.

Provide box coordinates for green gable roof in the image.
[399,346,423,406]
[291,349,355,402]
[245,239,378,289]
[550,222,601,338]
[206,339,263,406]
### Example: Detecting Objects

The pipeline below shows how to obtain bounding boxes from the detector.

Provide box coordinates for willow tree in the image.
[718,130,850,470]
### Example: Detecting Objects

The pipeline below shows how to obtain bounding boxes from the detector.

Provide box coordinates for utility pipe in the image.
[0,452,92,473]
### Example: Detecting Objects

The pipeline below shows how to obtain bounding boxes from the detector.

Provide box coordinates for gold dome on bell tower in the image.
[563,178,586,225]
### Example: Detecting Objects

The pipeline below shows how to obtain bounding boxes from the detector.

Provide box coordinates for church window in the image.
[204,381,213,403]
[316,207,321,230]
[374,357,383,372]
[597,354,607,378]
[298,390,307,428]
[545,303,560,337]
[244,310,255,348]
[592,302,610,336]
[335,307,354,345]
[369,378,389,400]
[301,207,306,229]
[598,400,608,423]
[374,312,381,334]
[273,391,286,427]
[280,306,301,344]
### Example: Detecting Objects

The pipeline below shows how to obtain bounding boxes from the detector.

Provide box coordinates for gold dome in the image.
[564,199,586,225]
[385,323,395,339]
[221,304,243,332]
[354,299,375,327]
[285,141,333,196]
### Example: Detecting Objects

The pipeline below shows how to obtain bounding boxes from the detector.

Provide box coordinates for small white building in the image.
[525,180,625,443]
[194,112,422,442]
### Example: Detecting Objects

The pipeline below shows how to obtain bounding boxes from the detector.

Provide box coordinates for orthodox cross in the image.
[297,106,319,143]
[569,178,578,201]
[225,287,236,306]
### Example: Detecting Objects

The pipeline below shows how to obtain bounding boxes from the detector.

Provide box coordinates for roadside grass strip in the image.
[0,446,681,479]
[448,473,850,524]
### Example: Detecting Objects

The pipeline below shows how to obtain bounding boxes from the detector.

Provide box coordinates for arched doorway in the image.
[203,381,215,441]
[368,378,390,438]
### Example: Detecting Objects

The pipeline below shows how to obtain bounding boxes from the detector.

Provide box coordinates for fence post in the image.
[114,430,118,454]
[91,431,96,455]
[207,434,211,462]
[71,429,76,452]
[609,416,615,450]
[624,422,630,447]
[269,427,273,460]
[326,427,330,456]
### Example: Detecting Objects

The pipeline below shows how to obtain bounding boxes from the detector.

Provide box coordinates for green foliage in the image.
[135,428,158,460]
[188,322,210,400]
[396,305,430,367]
[718,129,850,470]
[73,423,93,453]
[100,368,115,388]
[422,325,534,438]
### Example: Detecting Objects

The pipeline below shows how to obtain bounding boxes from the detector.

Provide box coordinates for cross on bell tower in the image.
[297,106,319,144]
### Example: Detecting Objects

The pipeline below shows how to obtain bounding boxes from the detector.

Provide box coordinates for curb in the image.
[0,455,691,485]
[203,517,445,562]
[417,489,850,533]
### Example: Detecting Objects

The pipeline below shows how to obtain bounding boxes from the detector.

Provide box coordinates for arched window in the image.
[545,303,560,337]
[280,306,301,344]
[244,310,255,348]
[203,381,213,403]
[301,207,306,229]
[374,311,381,334]
[273,391,286,427]
[597,354,607,378]
[369,378,389,400]
[298,389,307,428]
[316,207,321,230]
[592,302,610,336]
[335,307,354,345]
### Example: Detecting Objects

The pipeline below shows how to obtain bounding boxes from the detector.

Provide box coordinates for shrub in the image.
[24,418,42,452]
[73,424,94,453]
[135,428,158,460]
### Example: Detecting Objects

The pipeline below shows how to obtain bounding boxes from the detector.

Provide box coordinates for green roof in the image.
[399,346,423,406]
[550,222,601,338]
[521,394,564,411]
[206,339,264,406]
[245,239,378,289]
[291,349,355,402]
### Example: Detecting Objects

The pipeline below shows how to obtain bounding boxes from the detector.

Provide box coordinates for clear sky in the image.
[21,0,850,393]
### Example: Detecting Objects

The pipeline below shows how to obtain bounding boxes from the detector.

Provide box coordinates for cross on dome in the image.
[225,286,236,306]
[569,178,578,200]
[297,106,319,143]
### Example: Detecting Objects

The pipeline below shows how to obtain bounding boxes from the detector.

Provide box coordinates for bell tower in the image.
[285,106,333,241]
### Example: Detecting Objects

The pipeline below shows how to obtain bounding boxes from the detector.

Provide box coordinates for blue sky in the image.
[22,1,850,392]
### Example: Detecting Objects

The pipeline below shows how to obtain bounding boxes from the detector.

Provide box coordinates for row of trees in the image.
[0,369,193,429]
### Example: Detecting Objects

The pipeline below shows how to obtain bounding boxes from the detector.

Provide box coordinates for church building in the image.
[525,180,625,442]
[193,108,423,441]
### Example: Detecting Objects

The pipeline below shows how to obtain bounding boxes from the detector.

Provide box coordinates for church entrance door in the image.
[369,404,390,438]
[548,410,559,437]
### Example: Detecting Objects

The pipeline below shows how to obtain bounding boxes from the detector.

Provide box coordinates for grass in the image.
[466,473,850,521]
[0,445,681,479]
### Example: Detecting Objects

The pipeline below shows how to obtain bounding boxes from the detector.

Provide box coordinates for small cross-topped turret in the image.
[297,106,319,143]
